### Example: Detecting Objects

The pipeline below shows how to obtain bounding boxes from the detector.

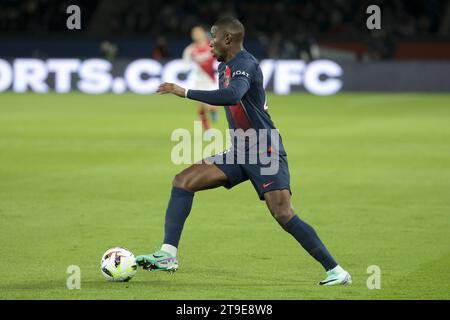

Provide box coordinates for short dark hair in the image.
[213,16,245,42]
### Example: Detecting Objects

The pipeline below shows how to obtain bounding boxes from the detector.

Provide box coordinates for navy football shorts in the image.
[206,151,291,200]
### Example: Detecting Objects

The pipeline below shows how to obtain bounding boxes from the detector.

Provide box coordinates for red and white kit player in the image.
[183,25,218,131]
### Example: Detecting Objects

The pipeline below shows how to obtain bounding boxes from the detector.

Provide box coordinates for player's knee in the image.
[273,210,294,226]
[173,173,190,190]
[172,173,198,192]
[270,203,294,225]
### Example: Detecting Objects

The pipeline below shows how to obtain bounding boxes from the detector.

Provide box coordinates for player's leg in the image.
[136,161,230,272]
[264,189,351,286]
[172,160,229,191]
[209,105,218,123]
[264,189,337,268]
[248,153,351,285]
[163,160,229,247]
[199,80,218,123]
[198,103,211,131]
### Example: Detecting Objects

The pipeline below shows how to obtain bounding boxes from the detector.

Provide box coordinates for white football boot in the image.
[319,265,352,286]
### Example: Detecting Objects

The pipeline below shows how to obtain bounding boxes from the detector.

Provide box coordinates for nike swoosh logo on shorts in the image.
[262,181,275,188]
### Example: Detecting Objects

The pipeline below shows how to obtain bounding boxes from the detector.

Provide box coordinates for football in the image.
[100,247,137,282]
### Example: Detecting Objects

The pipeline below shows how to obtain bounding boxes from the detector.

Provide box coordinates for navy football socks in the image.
[163,187,194,248]
[283,215,338,271]
[162,188,337,271]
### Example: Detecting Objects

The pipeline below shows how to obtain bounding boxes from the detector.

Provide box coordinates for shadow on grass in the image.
[0,278,308,291]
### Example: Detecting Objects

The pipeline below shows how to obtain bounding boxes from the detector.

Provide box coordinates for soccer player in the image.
[183,25,219,132]
[136,17,352,286]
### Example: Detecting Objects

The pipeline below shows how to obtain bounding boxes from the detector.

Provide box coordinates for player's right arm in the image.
[157,58,255,106]
[185,78,249,105]
[157,78,249,106]
[185,59,255,105]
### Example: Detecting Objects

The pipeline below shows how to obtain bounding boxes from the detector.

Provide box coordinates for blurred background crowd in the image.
[1,0,449,60]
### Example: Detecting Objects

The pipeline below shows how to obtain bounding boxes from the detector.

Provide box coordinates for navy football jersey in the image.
[188,49,286,156]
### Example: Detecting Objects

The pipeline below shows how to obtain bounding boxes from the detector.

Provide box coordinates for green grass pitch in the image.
[0,92,449,299]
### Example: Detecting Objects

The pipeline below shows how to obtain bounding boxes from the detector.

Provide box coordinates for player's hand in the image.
[157,82,186,98]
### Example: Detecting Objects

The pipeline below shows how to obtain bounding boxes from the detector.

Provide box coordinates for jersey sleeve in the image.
[186,58,255,106]
[228,58,255,90]
[186,78,250,106]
